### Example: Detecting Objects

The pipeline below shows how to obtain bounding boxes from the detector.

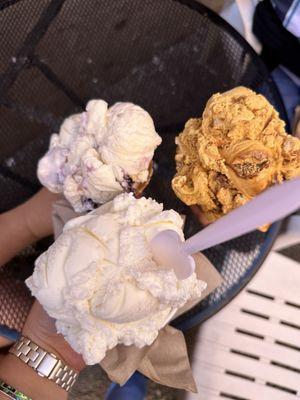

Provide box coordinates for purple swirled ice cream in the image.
[38,100,162,212]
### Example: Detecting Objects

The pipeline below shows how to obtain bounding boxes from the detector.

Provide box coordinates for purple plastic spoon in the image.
[151,177,300,280]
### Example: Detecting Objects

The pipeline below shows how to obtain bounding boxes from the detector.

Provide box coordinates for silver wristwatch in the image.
[9,336,78,392]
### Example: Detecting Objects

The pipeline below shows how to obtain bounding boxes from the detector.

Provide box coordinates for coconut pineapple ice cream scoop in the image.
[26,193,206,365]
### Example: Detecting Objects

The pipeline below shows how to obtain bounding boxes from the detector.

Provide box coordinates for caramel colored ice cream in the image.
[172,87,300,222]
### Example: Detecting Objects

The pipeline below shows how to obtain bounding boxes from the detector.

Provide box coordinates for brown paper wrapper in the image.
[52,199,222,392]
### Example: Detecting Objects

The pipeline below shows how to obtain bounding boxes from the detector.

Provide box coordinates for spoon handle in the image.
[182,177,300,254]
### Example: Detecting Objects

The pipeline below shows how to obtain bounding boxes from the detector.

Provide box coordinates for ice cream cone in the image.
[133,161,153,198]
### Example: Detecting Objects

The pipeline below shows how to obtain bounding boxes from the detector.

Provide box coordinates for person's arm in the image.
[0,188,60,266]
[0,302,85,400]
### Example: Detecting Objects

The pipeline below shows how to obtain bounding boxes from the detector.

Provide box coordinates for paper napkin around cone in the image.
[52,198,222,392]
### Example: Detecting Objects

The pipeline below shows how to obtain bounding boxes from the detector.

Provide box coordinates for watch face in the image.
[35,353,58,378]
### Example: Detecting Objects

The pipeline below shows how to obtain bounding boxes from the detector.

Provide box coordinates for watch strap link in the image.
[9,336,78,392]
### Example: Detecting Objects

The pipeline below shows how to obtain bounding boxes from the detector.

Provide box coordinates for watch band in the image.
[9,336,78,392]
[0,380,31,400]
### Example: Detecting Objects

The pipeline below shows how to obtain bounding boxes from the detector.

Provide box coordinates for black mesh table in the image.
[0,0,286,333]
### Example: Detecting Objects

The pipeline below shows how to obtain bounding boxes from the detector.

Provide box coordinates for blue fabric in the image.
[271,0,294,22]
[283,0,300,32]
[272,67,300,124]
[105,372,147,400]
[0,325,20,341]
[272,0,300,37]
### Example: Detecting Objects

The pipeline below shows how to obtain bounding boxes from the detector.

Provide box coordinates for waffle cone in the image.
[134,161,153,198]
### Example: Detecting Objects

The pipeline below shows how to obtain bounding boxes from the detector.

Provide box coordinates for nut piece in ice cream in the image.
[26,193,206,365]
[172,86,300,222]
[38,100,162,212]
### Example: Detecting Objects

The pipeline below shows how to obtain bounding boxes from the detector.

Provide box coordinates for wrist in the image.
[22,303,85,372]
[22,329,84,373]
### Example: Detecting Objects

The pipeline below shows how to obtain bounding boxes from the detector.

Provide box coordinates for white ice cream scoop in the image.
[26,193,206,365]
[151,177,300,280]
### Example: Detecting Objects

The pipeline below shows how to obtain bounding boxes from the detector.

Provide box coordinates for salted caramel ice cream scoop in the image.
[172,86,300,222]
